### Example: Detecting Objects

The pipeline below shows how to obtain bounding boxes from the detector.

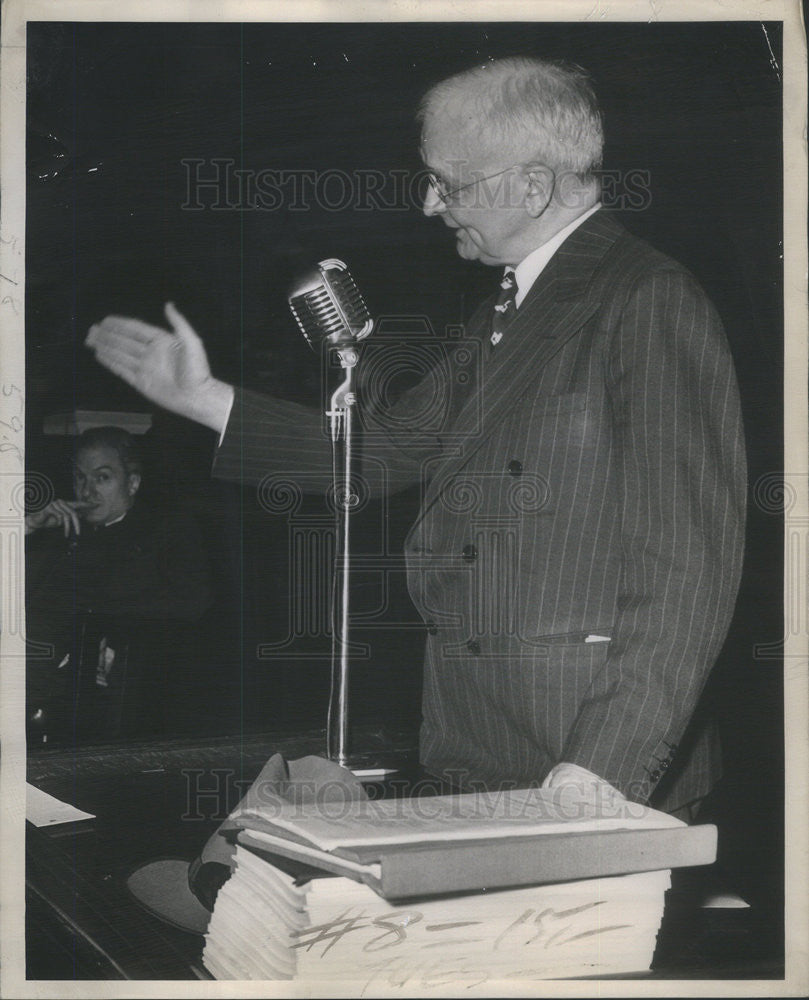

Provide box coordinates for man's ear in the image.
[128,473,142,498]
[522,163,555,218]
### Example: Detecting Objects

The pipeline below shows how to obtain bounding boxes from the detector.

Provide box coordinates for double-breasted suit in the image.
[214,211,746,813]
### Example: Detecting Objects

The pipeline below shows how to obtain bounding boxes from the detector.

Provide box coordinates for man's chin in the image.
[454,229,499,266]
[454,229,481,261]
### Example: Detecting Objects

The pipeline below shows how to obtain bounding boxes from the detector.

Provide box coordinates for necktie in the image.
[490,270,518,350]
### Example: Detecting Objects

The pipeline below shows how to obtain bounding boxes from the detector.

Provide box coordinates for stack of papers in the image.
[202,779,714,984]
[202,844,671,986]
[202,848,308,980]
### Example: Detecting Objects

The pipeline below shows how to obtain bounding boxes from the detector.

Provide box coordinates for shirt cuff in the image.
[217,386,236,446]
[542,762,625,799]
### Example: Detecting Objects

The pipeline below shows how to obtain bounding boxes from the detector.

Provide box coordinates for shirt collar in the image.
[511,203,602,308]
[100,510,129,528]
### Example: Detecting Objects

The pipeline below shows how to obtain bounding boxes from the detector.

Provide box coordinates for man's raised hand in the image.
[86,302,233,433]
[25,500,89,537]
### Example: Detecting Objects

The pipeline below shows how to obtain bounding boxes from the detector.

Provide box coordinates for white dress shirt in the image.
[511,202,602,306]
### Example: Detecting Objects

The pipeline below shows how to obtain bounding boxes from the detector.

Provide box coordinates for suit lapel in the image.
[420,212,624,516]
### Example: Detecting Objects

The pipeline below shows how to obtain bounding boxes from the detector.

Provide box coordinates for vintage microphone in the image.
[287,260,373,769]
[288,258,372,442]
[288,258,372,350]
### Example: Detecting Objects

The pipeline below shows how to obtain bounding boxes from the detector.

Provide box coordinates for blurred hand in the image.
[542,761,627,817]
[25,499,89,537]
[85,303,233,432]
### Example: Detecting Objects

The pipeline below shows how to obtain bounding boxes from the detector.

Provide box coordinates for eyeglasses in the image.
[426,164,517,204]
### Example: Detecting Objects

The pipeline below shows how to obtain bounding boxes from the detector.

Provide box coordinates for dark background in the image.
[25,20,783,952]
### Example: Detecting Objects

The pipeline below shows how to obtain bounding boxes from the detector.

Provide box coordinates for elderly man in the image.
[86,57,746,818]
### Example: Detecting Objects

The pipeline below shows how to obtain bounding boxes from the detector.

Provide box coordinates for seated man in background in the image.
[26,426,214,743]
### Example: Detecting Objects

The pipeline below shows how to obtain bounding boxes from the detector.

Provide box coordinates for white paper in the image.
[203,845,671,986]
[234,786,683,853]
[26,783,95,827]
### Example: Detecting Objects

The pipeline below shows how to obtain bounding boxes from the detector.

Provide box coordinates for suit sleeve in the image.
[212,361,452,498]
[212,388,334,491]
[561,267,747,802]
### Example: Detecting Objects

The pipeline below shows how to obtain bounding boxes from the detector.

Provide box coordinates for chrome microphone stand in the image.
[288,258,395,775]
[326,343,359,767]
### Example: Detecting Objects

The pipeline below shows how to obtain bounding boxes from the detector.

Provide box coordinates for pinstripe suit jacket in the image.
[214,212,747,812]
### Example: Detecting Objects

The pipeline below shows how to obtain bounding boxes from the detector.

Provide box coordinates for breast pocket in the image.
[527,391,590,446]
[504,392,594,516]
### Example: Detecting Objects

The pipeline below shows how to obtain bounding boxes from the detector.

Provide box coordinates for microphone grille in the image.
[289,284,345,348]
[288,259,372,349]
[326,264,371,335]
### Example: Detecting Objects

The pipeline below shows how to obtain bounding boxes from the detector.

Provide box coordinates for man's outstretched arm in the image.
[87,302,444,495]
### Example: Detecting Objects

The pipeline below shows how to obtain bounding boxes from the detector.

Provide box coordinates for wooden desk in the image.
[25,731,782,982]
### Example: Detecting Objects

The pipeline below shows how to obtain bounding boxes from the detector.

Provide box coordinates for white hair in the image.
[418,57,604,177]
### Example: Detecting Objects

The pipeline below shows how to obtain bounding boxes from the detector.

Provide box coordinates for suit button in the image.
[659,760,669,771]
[426,621,439,636]
[507,459,523,476]
[466,639,481,654]
[650,769,661,782]
[462,544,477,561]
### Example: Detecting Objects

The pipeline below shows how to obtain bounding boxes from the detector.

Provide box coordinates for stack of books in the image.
[201,786,716,986]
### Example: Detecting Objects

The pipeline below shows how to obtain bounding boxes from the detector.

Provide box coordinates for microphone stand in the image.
[326,343,359,768]
[288,257,401,778]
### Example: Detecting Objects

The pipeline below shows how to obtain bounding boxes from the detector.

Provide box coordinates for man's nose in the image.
[422,181,446,217]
